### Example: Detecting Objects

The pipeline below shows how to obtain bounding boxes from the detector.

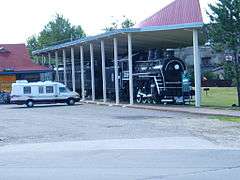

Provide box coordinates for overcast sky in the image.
[0,0,216,44]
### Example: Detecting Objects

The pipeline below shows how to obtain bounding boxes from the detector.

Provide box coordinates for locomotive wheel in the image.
[147,98,152,104]
[146,97,157,104]
[152,99,157,104]
[142,98,147,104]
[136,96,142,103]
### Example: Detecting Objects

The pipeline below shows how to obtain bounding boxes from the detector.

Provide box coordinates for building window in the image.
[46,86,54,94]
[39,86,44,94]
[23,86,31,94]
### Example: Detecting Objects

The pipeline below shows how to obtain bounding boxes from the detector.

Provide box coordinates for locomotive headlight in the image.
[174,64,180,70]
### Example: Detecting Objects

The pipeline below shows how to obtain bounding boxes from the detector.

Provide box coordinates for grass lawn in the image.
[200,87,238,108]
[209,115,240,123]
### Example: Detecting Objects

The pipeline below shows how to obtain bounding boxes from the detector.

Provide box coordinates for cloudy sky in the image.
[0,0,216,44]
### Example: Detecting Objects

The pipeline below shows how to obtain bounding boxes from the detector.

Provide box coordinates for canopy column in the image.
[48,53,51,66]
[128,33,134,105]
[63,49,67,86]
[114,38,119,105]
[71,47,76,92]
[101,40,107,103]
[55,51,59,82]
[44,56,46,65]
[90,43,95,101]
[36,56,40,64]
[80,46,85,101]
[193,29,201,107]
[41,55,44,65]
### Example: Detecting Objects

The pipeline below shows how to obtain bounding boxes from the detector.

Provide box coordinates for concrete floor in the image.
[0,103,240,179]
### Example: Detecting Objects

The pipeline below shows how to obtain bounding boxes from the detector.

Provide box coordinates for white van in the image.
[11,80,80,107]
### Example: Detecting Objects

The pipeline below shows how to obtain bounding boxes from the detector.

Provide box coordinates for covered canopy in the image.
[32,0,204,107]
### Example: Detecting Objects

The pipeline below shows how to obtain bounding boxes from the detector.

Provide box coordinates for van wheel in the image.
[26,100,34,108]
[67,98,75,106]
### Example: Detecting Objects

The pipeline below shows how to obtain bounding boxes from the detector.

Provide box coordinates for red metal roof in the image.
[0,44,49,73]
[137,0,203,28]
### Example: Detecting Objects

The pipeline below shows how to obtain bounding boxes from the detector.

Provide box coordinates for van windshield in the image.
[59,87,70,93]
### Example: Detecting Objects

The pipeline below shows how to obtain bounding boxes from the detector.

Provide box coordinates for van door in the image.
[57,86,70,102]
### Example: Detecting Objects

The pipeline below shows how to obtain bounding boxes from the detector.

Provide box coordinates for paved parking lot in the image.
[0,103,240,147]
[1,103,240,179]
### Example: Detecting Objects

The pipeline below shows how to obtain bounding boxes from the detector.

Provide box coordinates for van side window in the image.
[59,87,67,93]
[39,86,44,94]
[23,86,31,94]
[46,86,54,94]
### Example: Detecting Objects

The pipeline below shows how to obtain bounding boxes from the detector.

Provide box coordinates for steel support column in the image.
[63,49,67,86]
[114,38,119,104]
[44,56,46,65]
[193,29,201,107]
[90,43,95,101]
[128,33,134,105]
[48,53,51,66]
[55,51,59,82]
[80,46,85,101]
[101,40,107,103]
[71,47,76,92]
[41,55,44,65]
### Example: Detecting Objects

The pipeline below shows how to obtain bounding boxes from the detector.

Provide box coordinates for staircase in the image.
[154,76,165,95]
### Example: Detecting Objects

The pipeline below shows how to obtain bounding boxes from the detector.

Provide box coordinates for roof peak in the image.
[137,0,203,28]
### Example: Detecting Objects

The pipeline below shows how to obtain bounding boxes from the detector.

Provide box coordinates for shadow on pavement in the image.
[8,103,83,109]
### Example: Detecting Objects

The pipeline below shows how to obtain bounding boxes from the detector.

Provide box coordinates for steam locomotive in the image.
[58,49,193,104]
[105,49,193,104]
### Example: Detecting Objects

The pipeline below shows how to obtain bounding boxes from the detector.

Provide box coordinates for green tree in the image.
[27,14,86,53]
[27,35,40,56]
[207,0,240,106]
[223,61,236,81]
[104,16,135,32]
[104,21,118,32]
[121,16,135,29]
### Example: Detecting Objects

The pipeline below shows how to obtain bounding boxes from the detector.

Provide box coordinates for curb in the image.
[82,101,240,118]
[128,105,240,118]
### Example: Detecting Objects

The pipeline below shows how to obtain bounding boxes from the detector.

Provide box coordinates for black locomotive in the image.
[58,49,193,104]
[105,49,193,104]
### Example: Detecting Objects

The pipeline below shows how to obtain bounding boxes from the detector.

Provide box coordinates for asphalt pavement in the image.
[0,103,240,179]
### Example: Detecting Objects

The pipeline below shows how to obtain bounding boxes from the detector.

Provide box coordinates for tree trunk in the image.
[237,81,240,107]
[234,51,240,106]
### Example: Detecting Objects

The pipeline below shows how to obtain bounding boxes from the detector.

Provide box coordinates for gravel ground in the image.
[0,103,240,147]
